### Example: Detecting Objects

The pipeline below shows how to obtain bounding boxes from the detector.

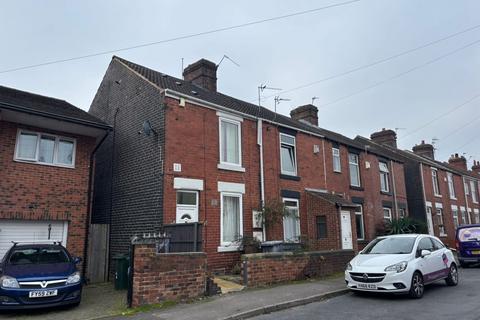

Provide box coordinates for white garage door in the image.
[0,220,68,259]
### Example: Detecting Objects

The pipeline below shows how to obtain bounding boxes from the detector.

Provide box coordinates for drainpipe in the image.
[419,163,428,225]
[390,160,398,218]
[257,119,266,241]
[82,129,111,281]
[462,176,471,224]
[322,139,327,189]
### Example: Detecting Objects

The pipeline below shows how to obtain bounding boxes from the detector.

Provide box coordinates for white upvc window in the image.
[14,129,76,168]
[283,198,300,242]
[461,208,468,225]
[436,207,446,236]
[220,192,243,247]
[431,169,441,196]
[470,180,478,203]
[383,207,392,223]
[379,162,390,193]
[474,209,480,224]
[280,133,297,176]
[399,208,406,219]
[219,117,242,168]
[447,172,456,199]
[355,205,365,241]
[349,153,361,187]
[332,147,341,172]
[452,207,459,228]
[464,181,470,195]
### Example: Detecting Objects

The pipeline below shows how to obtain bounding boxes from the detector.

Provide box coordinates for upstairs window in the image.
[15,130,75,167]
[280,133,297,176]
[465,181,470,195]
[431,169,441,196]
[447,172,456,199]
[349,153,361,187]
[470,180,478,203]
[219,118,241,166]
[379,162,390,193]
[332,148,341,172]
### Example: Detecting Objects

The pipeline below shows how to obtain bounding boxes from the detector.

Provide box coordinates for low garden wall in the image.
[131,243,207,307]
[241,250,354,287]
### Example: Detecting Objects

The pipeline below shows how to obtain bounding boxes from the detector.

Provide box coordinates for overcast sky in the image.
[1,0,479,166]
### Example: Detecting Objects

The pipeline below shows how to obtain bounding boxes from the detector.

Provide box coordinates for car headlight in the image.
[0,275,19,288]
[66,271,81,284]
[384,261,408,273]
[346,263,353,271]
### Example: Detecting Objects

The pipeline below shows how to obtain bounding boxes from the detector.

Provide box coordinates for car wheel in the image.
[409,272,424,299]
[445,263,459,286]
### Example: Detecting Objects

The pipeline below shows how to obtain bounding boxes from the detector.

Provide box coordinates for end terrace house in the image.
[0,85,110,271]
[89,56,410,274]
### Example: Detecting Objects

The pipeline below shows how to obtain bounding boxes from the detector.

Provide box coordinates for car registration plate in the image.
[29,290,58,298]
[357,283,377,290]
[471,250,480,255]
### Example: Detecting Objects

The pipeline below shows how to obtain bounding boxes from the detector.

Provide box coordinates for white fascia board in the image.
[174,177,204,191]
[218,181,245,194]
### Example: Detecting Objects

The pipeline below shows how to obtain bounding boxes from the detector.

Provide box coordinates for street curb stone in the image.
[220,288,350,320]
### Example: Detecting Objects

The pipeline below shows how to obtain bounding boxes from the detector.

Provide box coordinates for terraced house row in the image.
[84,56,480,277]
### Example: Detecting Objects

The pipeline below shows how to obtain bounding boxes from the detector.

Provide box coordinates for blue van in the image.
[456,224,480,267]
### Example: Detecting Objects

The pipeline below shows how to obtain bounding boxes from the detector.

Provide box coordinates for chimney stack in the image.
[412,140,435,160]
[290,104,318,126]
[370,128,397,148]
[183,59,217,92]
[472,160,480,176]
[448,153,468,171]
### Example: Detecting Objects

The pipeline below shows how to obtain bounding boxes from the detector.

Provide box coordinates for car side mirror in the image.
[73,257,82,264]
[421,250,431,257]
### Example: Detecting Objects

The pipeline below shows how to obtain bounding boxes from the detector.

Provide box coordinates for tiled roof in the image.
[306,190,358,208]
[0,85,108,128]
[114,56,366,150]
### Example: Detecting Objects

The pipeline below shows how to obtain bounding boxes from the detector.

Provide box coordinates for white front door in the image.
[426,206,434,235]
[0,220,68,259]
[176,191,199,223]
[340,211,353,249]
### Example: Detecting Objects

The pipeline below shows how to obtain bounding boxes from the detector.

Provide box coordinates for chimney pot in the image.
[290,104,319,126]
[412,141,435,159]
[449,153,467,171]
[370,128,397,148]
[183,59,217,92]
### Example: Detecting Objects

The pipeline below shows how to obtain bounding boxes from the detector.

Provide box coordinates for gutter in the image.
[257,119,266,241]
[390,160,398,218]
[82,128,111,281]
[0,101,112,130]
[164,89,325,139]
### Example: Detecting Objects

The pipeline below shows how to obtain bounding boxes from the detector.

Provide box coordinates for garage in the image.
[0,220,68,259]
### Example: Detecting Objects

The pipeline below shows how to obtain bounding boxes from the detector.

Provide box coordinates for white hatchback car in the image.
[345,234,458,298]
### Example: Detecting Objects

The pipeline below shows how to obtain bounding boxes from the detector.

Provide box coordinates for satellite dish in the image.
[142,120,156,136]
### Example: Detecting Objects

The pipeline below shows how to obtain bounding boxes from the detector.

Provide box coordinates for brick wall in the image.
[0,120,95,269]
[131,243,206,307]
[241,250,354,287]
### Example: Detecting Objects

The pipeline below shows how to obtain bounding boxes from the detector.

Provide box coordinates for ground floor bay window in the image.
[220,193,243,250]
[283,198,300,242]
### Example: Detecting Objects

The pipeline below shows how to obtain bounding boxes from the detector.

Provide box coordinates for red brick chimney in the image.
[370,128,397,148]
[290,104,318,126]
[412,140,435,160]
[183,59,217,92]
[472,160,480,176]
[448,153,467,171]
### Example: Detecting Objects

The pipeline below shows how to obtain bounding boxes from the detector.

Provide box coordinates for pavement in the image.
[109,275,347,320]
[252,267,480,320]
[0,282,126,320]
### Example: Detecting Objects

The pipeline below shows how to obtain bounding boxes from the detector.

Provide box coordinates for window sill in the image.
[14,159,75,169]
[439,234,448,237]
[380,191,392,196]
[450,197,457,201]
[280,174,301,181]
[350,185,364,191]
[217,163,245,172]
[434,194,442,198]
[333,170,342,174]
[217,245,241,253]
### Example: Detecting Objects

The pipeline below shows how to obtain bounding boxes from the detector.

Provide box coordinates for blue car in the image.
[456,224,480,267]
[0,243,83,310]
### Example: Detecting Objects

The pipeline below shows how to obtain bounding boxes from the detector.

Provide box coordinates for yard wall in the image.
[131,243,206,307]
[241,250,354,287]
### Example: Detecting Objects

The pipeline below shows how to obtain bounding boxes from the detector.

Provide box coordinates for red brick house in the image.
[0,85,110,271]
[89,57,410,273]
[358,134,480,248]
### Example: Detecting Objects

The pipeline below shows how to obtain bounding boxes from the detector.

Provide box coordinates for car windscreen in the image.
[362,237,416,254]
[8,247,70,265]
[458,227,480,242]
